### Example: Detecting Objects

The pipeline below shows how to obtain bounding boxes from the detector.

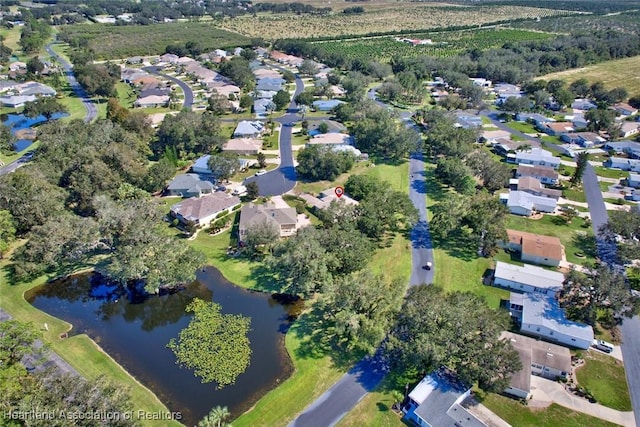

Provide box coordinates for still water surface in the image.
[27,267,299,426]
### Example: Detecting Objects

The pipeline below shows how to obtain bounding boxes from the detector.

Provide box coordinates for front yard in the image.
[575,350,632,411]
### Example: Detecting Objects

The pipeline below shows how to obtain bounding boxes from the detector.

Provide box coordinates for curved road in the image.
[143,66,194,109]
[45,42,97,123]
[243,72,305,196]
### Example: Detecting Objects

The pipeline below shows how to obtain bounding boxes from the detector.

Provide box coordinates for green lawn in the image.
[505,214,597,265]
[0,261,181,427]
[507,121,539,134]
[116,82,136,108]
[481,392,619,427]
[576,351,632,411]
[562,188,587,203]
[594,166,630,179]
[0,140,41,166]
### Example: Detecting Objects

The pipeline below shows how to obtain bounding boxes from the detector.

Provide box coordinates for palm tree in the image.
[198,406,232,427]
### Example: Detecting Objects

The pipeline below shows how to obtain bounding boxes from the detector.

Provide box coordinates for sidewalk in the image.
[529,376,636,427]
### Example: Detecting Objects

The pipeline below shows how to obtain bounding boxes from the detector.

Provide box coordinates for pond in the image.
[2,112,69,151]
[26,267,300,426]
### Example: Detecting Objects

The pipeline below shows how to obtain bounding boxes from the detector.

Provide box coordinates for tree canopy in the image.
[386,285,521,392]
[296,145,356,181]
[167,298,251,388]
[155,111,225,159]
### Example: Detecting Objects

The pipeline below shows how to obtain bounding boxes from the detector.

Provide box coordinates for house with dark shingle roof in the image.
[166,174,216,198]
[170,192,240,227]
[403,368,487,427]
[239,202,298,241]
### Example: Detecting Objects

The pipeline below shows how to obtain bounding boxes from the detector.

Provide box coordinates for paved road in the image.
[288,350,389,427]
[0,154,32,176]
[143,66,194,109]
[0,309,79,377]
[289,90,433,426]
[46,42,97,123]
[243,72,304,196]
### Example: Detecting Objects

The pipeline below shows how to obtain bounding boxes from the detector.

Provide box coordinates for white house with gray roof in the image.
[233,120,264,138]
[166,174,215,198]
[493,261,564,297]
[509,293,594,349]
[500,191,557,216]
[603,157,640,172]
[514,148,560,170]
[403,368,486,427]
[170,192,240,227]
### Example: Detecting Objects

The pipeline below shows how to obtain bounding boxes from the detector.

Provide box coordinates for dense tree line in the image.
[18,9,51,53]
[275,29,640,85]
[155,110,226,160]
[0,120,204,292]
[253,2,331,15]
[0,320,136,425]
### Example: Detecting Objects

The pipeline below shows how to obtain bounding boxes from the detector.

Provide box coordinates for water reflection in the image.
[27,267,300,426]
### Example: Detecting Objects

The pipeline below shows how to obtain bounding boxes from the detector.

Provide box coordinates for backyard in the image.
[575,351,632,411]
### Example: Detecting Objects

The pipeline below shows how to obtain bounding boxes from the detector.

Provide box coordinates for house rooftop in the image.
[223,138,263,152]
[410,368,486,427]
[170,192,240,222]
[239,202,297,230]
[506,229,563,261]
[495,261,564,291]
[516,164,559,179]
[307,133,352,145]
[520,293,594,343]
[166,173,215,194]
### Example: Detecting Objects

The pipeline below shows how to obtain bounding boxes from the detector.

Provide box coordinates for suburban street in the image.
[46,42,97,123]
[243,72,304,196]
[143,66,194,109]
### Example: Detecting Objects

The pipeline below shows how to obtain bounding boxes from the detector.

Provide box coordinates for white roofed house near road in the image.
[500,191,557,216]
[493,261,564,296]
[233,120,264,138]
[509,292,594,349]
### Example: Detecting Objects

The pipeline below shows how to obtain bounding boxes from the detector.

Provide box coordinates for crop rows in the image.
[220,5,578,40]
[314,28,555,63]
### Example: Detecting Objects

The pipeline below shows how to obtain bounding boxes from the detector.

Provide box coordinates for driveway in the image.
[142,66,194,109]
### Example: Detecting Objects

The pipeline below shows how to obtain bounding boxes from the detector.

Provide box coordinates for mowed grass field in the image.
[221,5,574,39]
[59,22,250,60]
[538,54,640,97]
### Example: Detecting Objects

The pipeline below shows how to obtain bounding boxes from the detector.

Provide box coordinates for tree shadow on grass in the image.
[432,231,478,262]
[573,232,598,259]
[423,167,450,203]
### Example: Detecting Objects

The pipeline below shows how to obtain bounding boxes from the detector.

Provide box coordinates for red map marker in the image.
[335,186,344,198]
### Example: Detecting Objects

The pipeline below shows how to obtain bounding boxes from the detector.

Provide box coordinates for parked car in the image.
[255,169,267,176]
[592,339,614,353]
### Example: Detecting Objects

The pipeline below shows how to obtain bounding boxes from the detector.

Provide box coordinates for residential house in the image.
[560,132,605,148]
[493,261,564,296]
[255,90,277,100]
[308,120,346,135]
[514,148,560,169]
[233,121,264,138]
[212,84,240,98]
[612,102,638,116]
[121,68,150,83]
[8,61,26,72]
[222,138,263,155]
[159,53,179,64]
[192,155,213,174]
[501,331,571,399]
[628,173,640,188]
[509,292,594,350]
[470,77,492,88]
[494,83,522,105]
[516,164,559,185]
[170,192,241,228]
[605,140,640,158]
[166,174,215,198]
[516,177,561,200]
[570,114,589,130]
[238,158,258,171]
[538,121,574,136]
[500,191,557,216]
[629,189,640,202]
[619,122,640,138]
[312,99,345,111]
[455,115,483,129]
[603,157,640,172]
[300,188,359,210]
[254,99,275,116]
[307,133,353,146]
[481,129,512,143]
[134,95,169,108]
[515,113,554,127]
[0,94,36,108]
[332,144,364,159]
[239,202,298,240]
[126,56,143,64]
[256,77,285,92]
[571,99,597,111]
[403,368,487,427]
[502,229,564,267]
[254,68,282,80]
[493,139,540,157]
[17,82,56,97]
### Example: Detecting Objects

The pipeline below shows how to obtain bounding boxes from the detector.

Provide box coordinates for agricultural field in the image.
[220,5,576,40]
[314,28,554,63]
[59,22,250,60]
[538,54,640,97]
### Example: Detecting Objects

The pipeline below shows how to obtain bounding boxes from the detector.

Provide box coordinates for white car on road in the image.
[255,169,267,176]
